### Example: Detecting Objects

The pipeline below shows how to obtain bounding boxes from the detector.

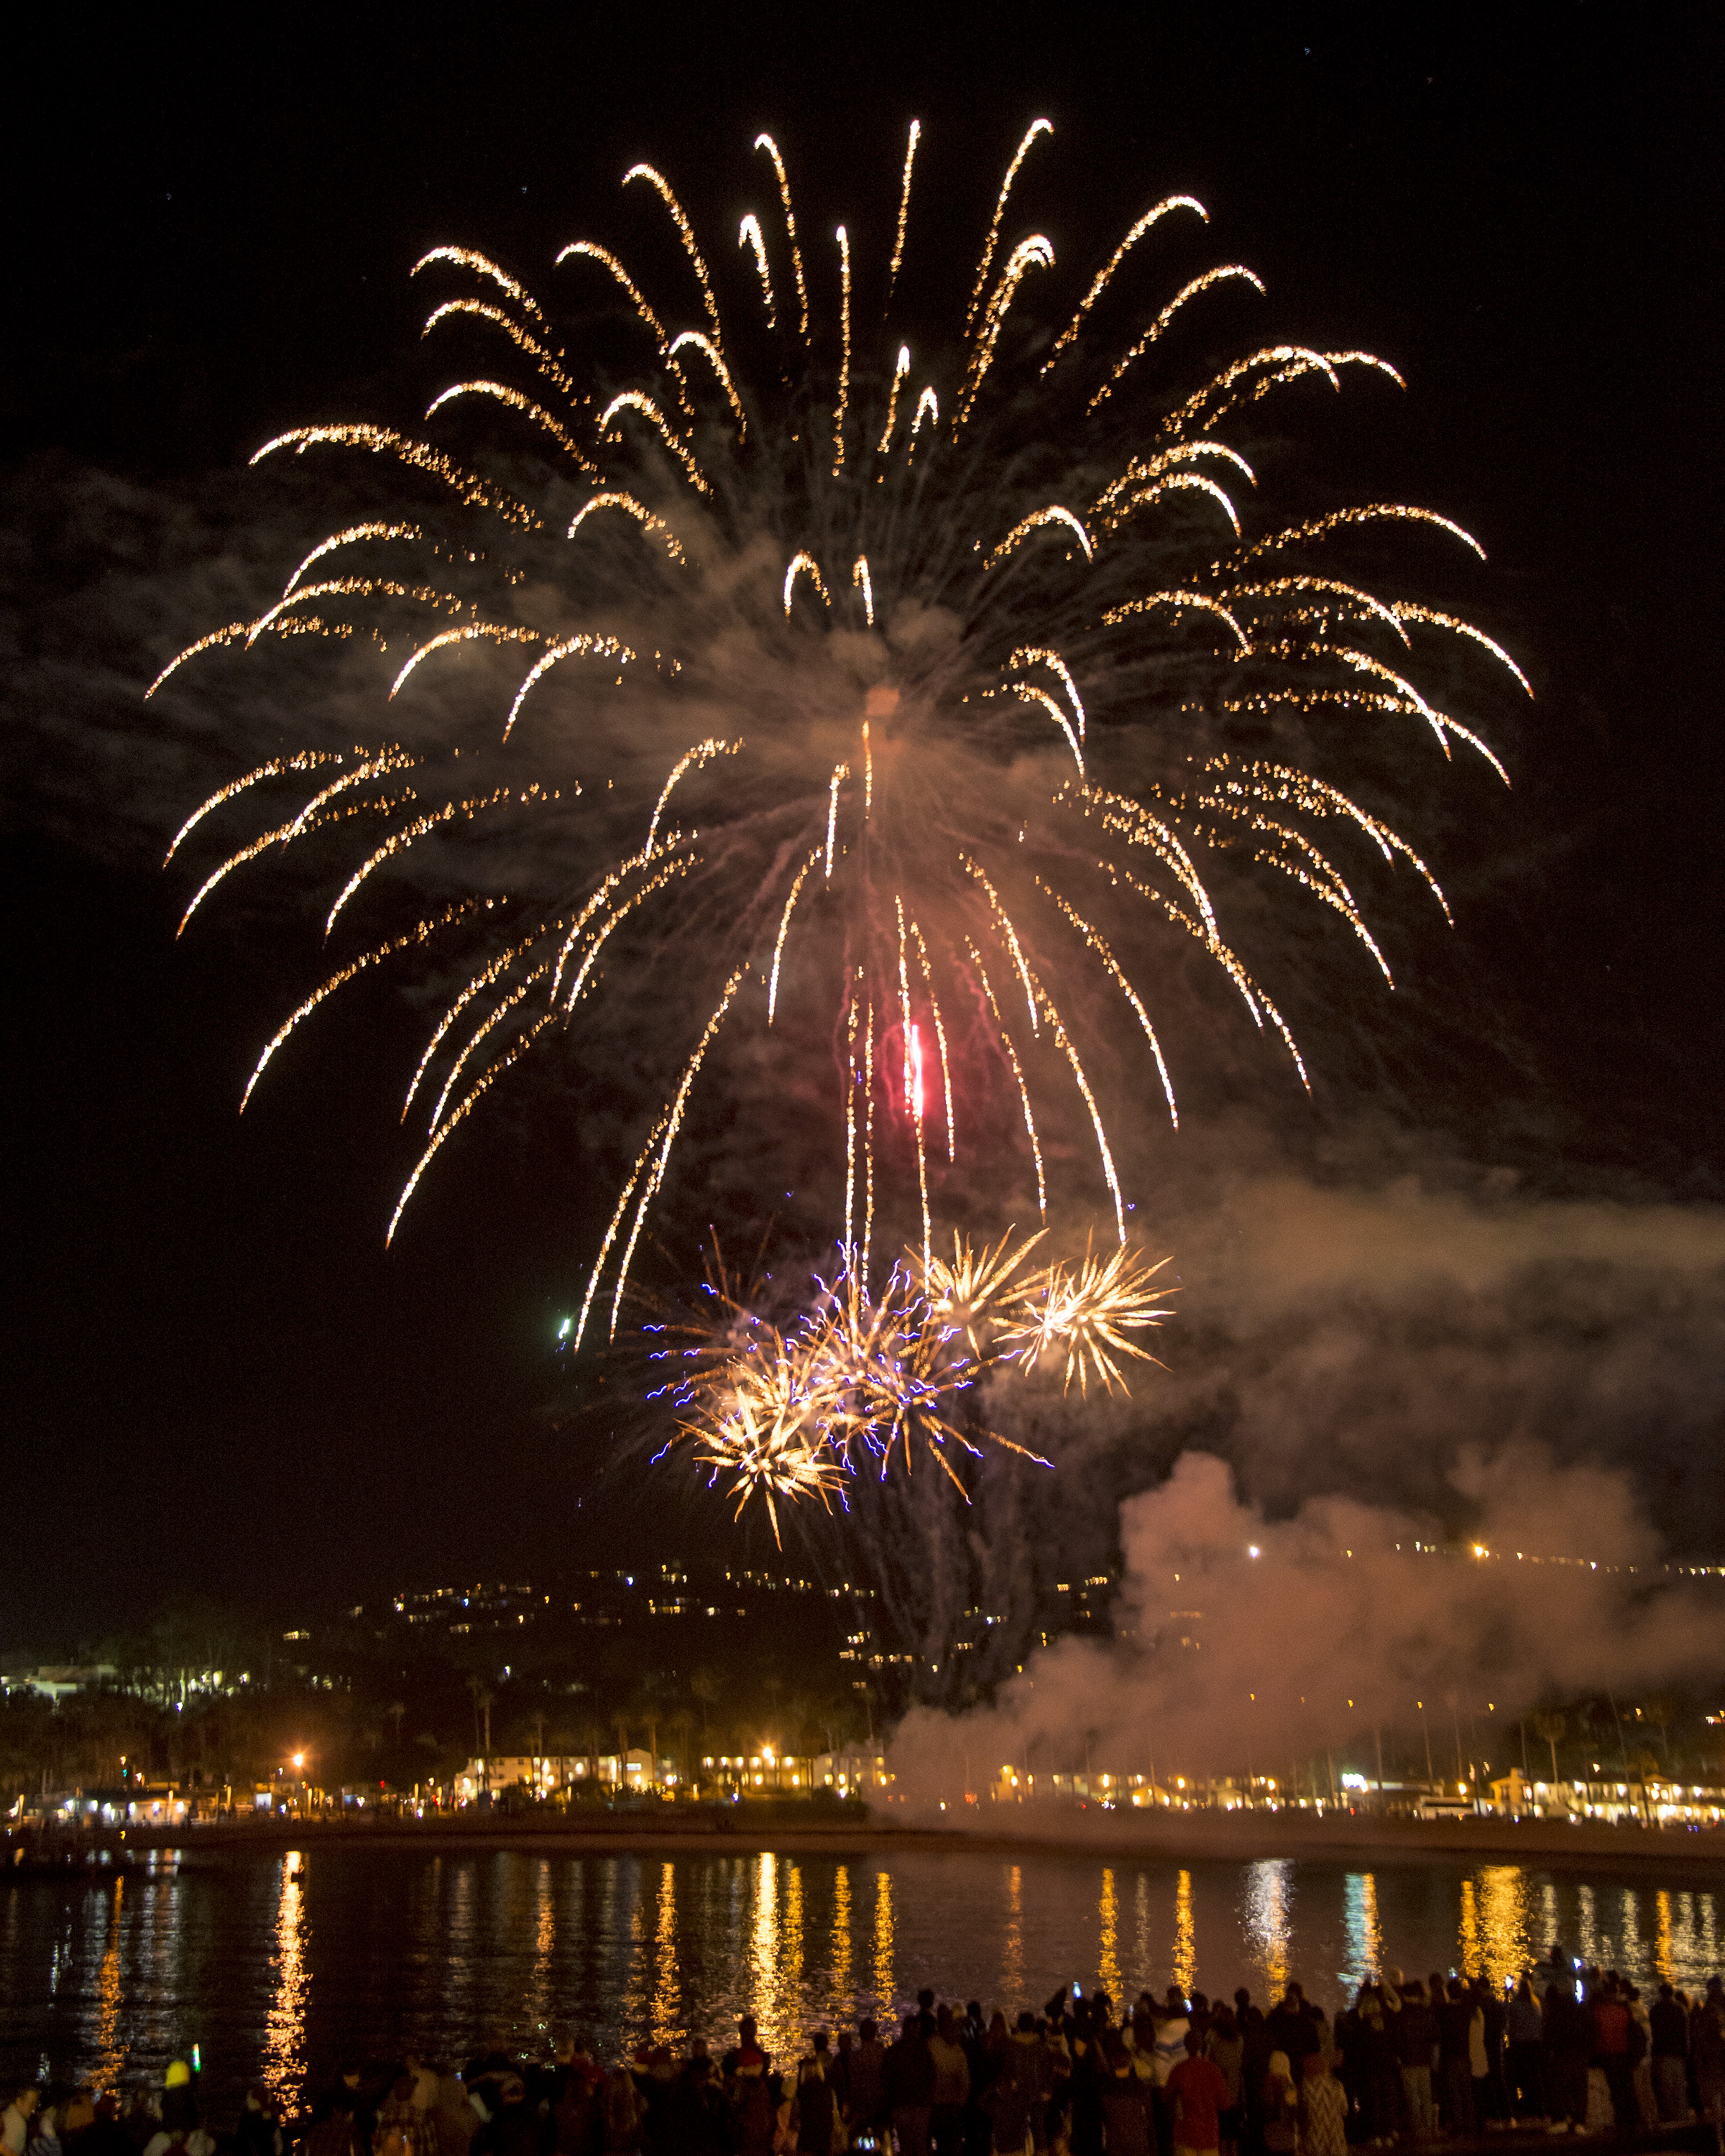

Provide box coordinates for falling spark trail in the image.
[769,851,824,1021]
[243,902,484,1110]
[738,214,777,327]
[886,121,920,307]
[1089,265,1268,413]
[824,764,849,877]
[622,165,726,350]
[877,347,911,456]
[556,240,669,346]
[1043,195,1208,373]
[966,119,1053,333]
[608,969,747,1337]
[754,134,808,338]
[833,226,852,474]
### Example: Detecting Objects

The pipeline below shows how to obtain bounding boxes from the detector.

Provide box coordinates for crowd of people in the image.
[5,1945,1724,2156]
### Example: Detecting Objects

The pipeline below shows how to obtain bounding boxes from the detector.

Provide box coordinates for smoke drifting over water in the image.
[892,1442,1723,1792]
[891,1164,1725,1784]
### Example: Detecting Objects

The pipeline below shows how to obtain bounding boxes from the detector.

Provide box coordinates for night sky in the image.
[6,8,1718,1648]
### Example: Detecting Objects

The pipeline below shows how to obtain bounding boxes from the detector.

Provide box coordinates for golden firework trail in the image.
[833,224,852,474]
[753,134,808,340]
[155,118,1521,1522]
[886,121,920,308]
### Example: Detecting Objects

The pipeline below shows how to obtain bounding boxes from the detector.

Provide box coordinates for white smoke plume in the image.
[884,1158,1725,1772]
[891,1437,1723,1795]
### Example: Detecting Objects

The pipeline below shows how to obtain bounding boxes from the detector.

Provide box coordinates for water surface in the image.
[2,1846,1719,2104]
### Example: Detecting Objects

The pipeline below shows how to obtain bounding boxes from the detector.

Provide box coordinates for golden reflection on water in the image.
[1474,1869,1530,1991]
[35,1849,1725,2079]
[1098,1869,1121,2001]
[260,1853,307,2106]
[1540,1881,1559,1959]
[1622,1889,1642,1980]
[620,1863,649,2036]
[751,1855,780,2043]
[650,1863,679,2042]
[1135,1873,1151,1988]
[873,1869,895,2012]
[133,1867,179,2053]
[1458,1878,1479,1971]
[529,1861,555,2040]
[1004,1866,1024,2005]
[1174,1871,1195,1999]
[93,1877,125,2087]
[1576,1884,1601,1969]
[783,1863,805,2019]
[1245,1860,1290,1999]
[832,1866,852,1996]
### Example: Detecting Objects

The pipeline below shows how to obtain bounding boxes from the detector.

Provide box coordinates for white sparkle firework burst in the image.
[154,119,1524,1523]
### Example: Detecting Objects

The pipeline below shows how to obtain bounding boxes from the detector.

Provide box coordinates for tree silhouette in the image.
[465,1673,492,1764]
[1643,1697,1675,1768]
[581,1720,607,1790]
[690,1667,721,1737]
[1532,1709,1566,1787]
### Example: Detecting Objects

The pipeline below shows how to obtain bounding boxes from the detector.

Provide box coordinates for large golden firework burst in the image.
[152,117,1524,1521]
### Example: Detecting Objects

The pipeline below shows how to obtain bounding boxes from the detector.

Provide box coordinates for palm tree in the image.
[783,1690,817,1766]
[690,1667,722,1736]
[1532,1709,1566,1789]
[628,1672,676,1789]
[581,1720,607,1794]
[612,1713,631,1789]
[670,1710,697,1791]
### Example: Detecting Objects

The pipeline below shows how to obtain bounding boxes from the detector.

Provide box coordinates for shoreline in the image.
[56,1811,1725,1871]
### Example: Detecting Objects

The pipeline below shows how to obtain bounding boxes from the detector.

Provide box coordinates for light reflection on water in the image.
[1343,1869,1381,1994]
[873,1869,893,2009]
[1173,1870,1195,1999]
[259,1854,306,2108]
[93,1876,125,2087]
[1475,1867,1533,1994]
[0,1849,1719,2096]
[1098,1869,1121,2002]
[1243,1859,1292,1996]
[1003,1864,1023,2004]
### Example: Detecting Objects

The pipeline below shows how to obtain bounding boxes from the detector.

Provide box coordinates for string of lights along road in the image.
[153,119,1524,1536]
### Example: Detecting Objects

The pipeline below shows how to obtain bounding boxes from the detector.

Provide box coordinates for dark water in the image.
[3,1846,1719,2106]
